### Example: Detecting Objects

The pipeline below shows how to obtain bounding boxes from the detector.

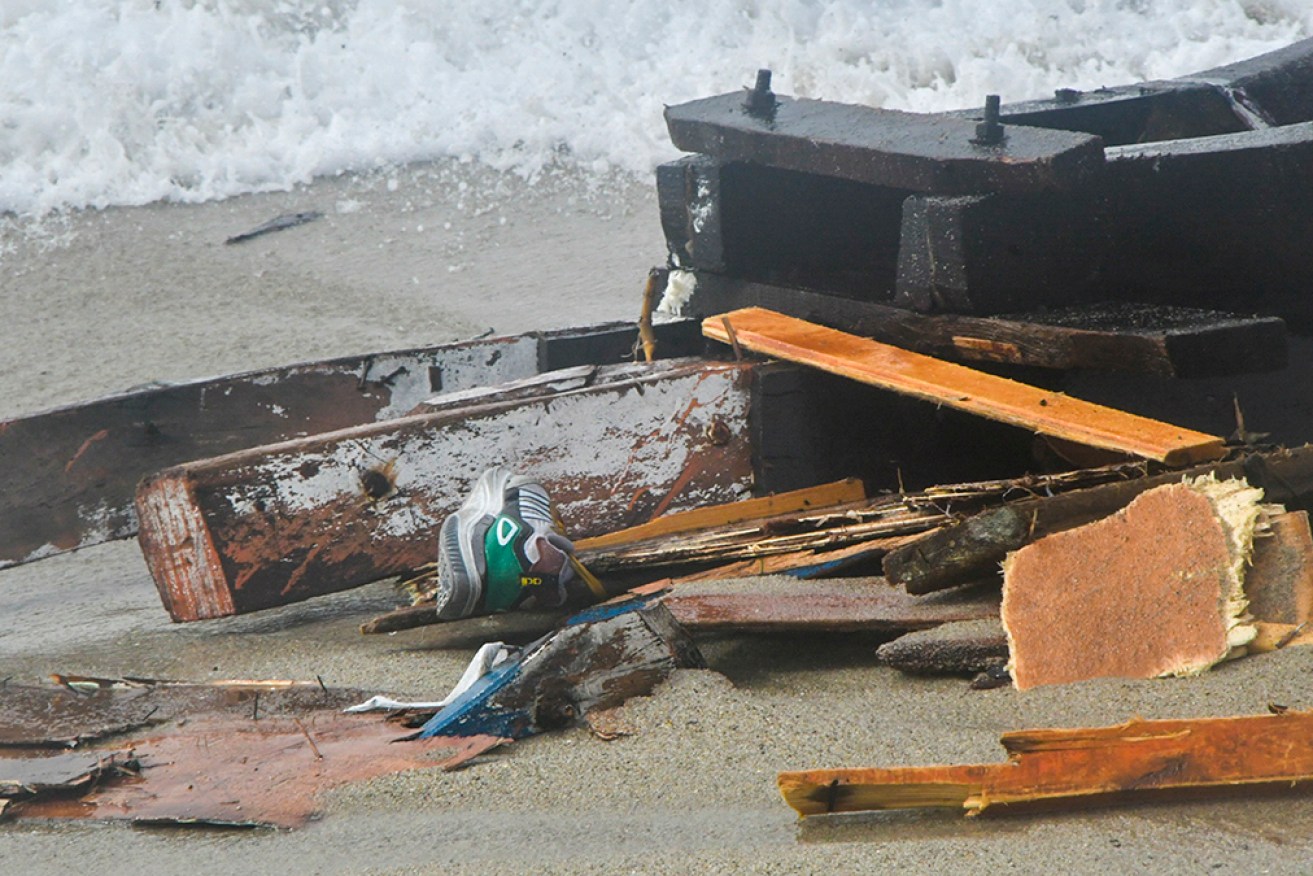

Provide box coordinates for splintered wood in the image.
[574,478,866,552]
[778,710,1313,817]
[1001,477,1262,690]
[704,308,1226,465]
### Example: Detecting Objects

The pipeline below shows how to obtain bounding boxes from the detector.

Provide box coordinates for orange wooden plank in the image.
[704,308,1226,465]
[779,710,1313,817]
[575,478,866,552]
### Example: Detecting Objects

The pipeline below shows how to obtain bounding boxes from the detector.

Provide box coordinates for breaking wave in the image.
[1,0,1310,216]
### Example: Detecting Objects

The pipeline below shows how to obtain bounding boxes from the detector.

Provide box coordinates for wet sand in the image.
[4,163,1313,874]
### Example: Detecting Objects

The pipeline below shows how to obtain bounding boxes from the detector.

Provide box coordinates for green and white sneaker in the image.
[434,466,604,620]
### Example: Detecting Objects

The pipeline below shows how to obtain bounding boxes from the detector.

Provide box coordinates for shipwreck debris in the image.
[883,445,1313,595]
[0,321,700,570]
[661,578,1000,635]
[778,710,1313,818]
[0,676,503,829]
[414,597,702,740]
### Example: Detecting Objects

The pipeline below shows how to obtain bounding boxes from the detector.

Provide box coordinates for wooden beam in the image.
[575,478,866,552]
[662,578,1000,634]
[685,274,1287,378]
[136,361,756,622]
[665,92,1103,194]
[704,307,1226,465]
[779,710,1313,817]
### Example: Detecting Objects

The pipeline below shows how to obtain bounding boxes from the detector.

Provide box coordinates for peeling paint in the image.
[138,362,756,620]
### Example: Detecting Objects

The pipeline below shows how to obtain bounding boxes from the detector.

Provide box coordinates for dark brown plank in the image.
[662,578,999,634]
[136,361,757,622]
[685,274,1287,378]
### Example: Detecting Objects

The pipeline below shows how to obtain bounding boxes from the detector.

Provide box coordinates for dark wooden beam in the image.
[684,274,1286,378]
[665,92,1104,194]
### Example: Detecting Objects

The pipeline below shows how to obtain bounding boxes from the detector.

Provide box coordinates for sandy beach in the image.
[5,162,1313,874]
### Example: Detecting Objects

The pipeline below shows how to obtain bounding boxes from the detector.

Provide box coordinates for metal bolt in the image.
[744,68,777,118]
[972,94,1005,145]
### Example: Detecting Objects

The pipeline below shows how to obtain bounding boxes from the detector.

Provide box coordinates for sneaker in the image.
[434,466,603,620]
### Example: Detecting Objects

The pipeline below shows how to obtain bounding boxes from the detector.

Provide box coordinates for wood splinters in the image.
[778,710,1313,818]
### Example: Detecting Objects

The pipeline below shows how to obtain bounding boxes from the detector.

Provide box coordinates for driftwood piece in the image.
[885,445,1313,595]
[876,620,1009,675]
[416,598,703,740]
[779,710,1313,817]
[661,578,1000,634]
[1001,479,1260,690]
[684,274,1287,378]
[704,308,1226,465]
[136,360,755,622]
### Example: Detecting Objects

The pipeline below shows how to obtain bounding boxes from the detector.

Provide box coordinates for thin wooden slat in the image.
[574,478,866,552]
[779,711,1313,817]
[703,307,1226,465]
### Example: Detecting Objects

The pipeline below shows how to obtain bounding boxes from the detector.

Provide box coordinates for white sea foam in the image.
[1,0,1310,217]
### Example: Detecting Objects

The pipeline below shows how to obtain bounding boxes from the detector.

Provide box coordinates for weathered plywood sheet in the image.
[137,361,756,621]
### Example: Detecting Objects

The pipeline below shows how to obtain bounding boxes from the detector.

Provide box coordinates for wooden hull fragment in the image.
[136,360,756,622]
[0,320,700,570]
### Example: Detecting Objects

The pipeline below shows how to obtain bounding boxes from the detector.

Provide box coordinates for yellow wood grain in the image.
[576,478,866,551]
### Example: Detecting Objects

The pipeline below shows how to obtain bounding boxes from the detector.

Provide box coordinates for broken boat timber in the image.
[9,38,1313,630]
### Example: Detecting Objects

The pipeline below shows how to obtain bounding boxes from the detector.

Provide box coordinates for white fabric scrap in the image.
[656,269,697,317]
[344,641,515,713]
